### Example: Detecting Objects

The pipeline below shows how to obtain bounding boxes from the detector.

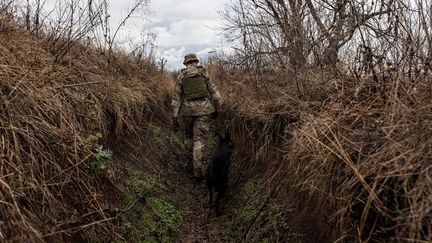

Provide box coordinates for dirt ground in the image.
[176,181,223,243]
[108,128,319,243]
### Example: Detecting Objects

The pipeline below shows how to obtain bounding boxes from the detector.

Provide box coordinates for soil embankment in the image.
[109,126,225,243]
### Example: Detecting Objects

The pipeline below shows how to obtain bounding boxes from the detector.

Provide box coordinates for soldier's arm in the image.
[172,75,183,117]
[203,70,221,112]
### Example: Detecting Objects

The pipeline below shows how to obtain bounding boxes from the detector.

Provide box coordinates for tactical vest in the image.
[182,69,209,101]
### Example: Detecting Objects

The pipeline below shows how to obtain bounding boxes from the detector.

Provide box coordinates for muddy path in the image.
[111,128,312,242]
[176,180,223,243]
[107,127,225,242]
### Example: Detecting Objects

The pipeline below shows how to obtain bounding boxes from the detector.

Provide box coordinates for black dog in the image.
[206,133,234,215]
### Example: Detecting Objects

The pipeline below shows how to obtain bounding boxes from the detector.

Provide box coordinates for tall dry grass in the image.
[0,15,168,241]
[211,58,432,241]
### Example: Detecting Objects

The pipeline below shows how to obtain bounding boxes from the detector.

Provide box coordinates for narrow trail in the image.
[177,180,223,243]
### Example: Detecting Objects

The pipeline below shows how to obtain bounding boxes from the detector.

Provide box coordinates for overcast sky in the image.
[103,0,231,70]
[28,0,231,69]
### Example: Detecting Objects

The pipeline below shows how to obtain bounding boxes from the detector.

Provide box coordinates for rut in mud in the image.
[177,181,223,243]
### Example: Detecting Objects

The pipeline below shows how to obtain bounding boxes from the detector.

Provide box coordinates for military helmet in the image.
[183,53,199,65]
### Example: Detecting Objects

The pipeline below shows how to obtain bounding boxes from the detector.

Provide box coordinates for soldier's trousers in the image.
[184,115,212,179]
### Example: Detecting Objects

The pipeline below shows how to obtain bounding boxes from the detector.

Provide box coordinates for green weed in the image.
[147,197,183,235]
[92,145,113,174]
[85,98,97,118]
[129,171,156,194]
[119,196,183,243]
[221,179,296,242]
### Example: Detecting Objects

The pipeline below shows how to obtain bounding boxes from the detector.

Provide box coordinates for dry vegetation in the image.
[1,0,431,242]
[213,58,432,243]
[211,0,432,242]
[0,1,173,241]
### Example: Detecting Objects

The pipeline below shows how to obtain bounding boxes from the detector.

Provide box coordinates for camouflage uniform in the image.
[172,54,221,179]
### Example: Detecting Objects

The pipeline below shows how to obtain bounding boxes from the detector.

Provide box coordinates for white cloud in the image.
[149,0,227,23]
[150,20,220,47]
[197,47,216,56]
[160,47,186,69]
[145,0,230,69]
[36,0,232,70]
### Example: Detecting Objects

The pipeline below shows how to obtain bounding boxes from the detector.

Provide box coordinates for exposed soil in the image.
[110,128,224,242]
[107,127,319,243]
[176,181,223,243]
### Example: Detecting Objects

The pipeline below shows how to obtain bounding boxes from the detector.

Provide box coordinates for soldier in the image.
[172,53,221,181]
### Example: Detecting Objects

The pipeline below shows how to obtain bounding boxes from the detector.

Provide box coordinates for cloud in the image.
[149,0,227,23]
[150,20,220,47]
[158,45,225,70]
[145,0,230,69]
[160,47,186,69]
[38,0,231,70]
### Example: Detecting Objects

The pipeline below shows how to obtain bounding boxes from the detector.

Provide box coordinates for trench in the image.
[2,7,430,242]
[84,118,227,242]
[93,111,318,243]
[105,121,225,243]
[74,107,296,243]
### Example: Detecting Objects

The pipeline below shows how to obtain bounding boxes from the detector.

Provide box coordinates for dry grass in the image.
[1,5,431,242]
[212,59,432,242]
[0,17,168,241]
